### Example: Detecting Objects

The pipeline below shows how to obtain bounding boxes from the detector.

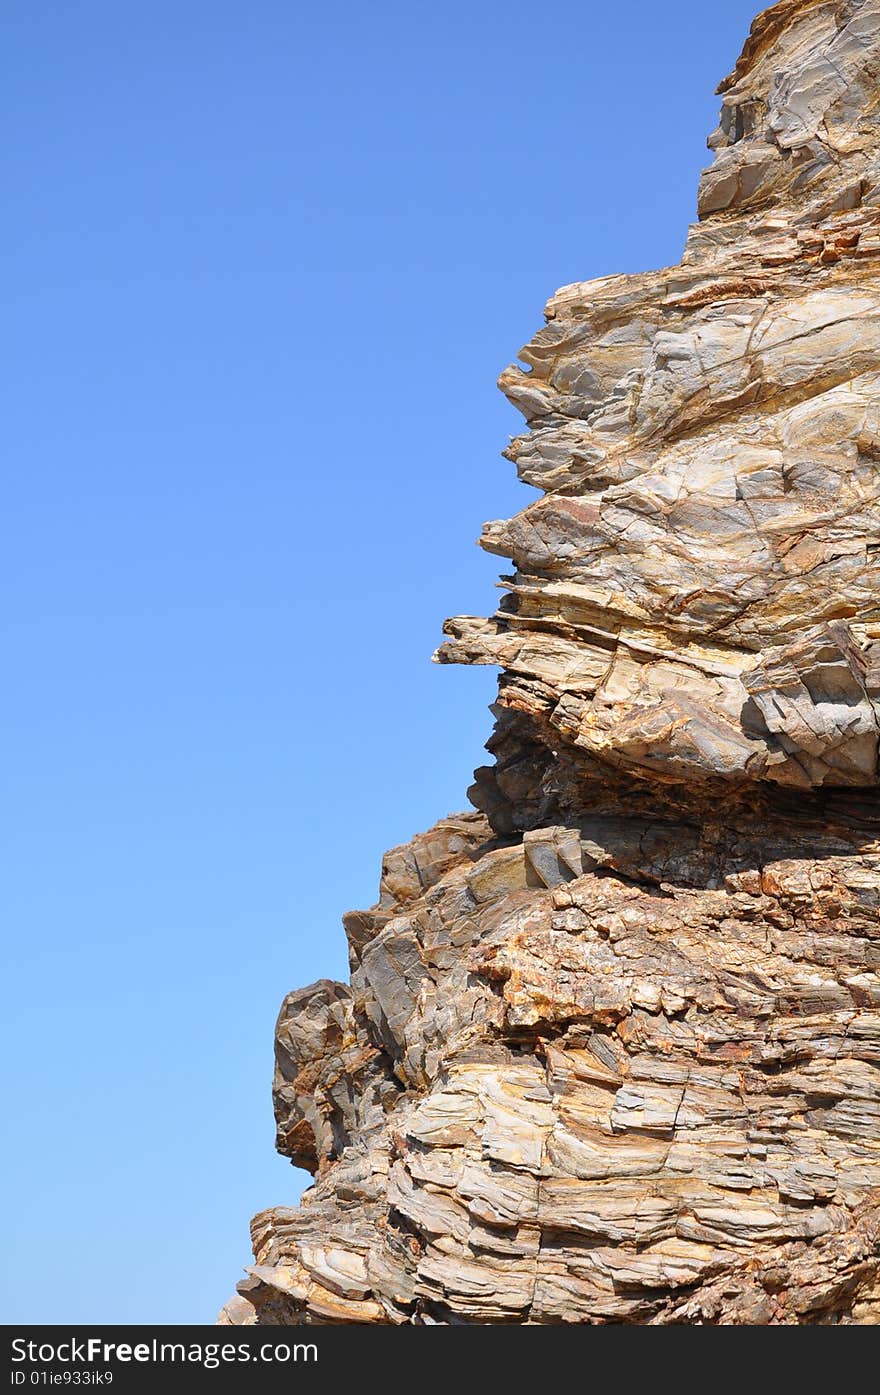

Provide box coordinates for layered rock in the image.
[226,0,880,1324]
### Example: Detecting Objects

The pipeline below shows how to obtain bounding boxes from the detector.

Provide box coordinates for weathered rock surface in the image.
[227,0,880,1324]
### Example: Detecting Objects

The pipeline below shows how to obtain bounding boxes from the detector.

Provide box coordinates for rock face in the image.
[228,0,880,1324]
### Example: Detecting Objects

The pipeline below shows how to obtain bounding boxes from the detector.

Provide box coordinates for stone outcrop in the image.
[225,0,880,1324]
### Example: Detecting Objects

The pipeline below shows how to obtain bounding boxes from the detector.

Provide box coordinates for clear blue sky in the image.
[2,0,760,1323]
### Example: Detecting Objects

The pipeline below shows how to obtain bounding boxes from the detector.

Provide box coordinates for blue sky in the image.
[2,0,761,1323]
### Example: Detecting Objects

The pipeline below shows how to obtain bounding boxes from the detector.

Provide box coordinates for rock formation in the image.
[224,0,880,1324]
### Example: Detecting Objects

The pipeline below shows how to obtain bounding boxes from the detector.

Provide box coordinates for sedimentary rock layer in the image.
[224,0,880,1324]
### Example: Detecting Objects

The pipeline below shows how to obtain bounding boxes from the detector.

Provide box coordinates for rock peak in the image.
[701,0,880,226]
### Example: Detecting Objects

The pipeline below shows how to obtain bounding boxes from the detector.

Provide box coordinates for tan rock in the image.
[225,1,880,1325]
